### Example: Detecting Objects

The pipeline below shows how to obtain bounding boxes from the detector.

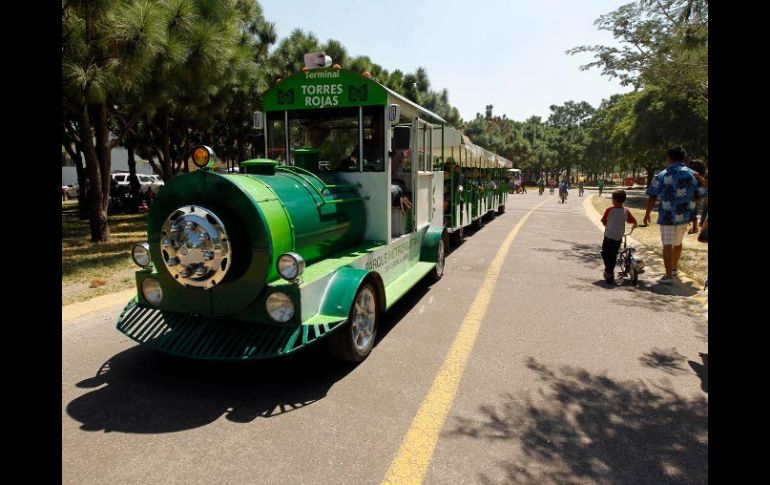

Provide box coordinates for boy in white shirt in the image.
[601,190,638,283]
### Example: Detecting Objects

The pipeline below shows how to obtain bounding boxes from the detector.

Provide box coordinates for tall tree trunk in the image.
[73,144,89,220]
[160,107,174,181]
[127,137,140,212]
[646,164,655,187]
[79,103,110,243]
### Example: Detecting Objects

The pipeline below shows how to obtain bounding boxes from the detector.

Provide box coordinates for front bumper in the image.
[116,299,344,360]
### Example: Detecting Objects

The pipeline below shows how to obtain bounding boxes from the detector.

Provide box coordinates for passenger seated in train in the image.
[391,149,411,213]
[442,159,464,214]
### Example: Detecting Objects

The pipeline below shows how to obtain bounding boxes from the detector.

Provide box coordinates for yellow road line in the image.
[381,199,548,485]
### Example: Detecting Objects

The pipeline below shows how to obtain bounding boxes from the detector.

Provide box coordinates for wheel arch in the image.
[318,267,386,319]
[420,225,448,263]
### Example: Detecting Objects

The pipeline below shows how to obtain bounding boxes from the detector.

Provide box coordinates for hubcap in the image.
[160,205,231,289]
[351,287,376,353]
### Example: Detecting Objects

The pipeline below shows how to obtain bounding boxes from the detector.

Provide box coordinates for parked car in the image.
[111,172,165,194]
[62,184,79,200]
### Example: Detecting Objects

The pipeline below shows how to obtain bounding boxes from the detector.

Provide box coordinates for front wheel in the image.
[427,235,447,282]
[327,283,379,363]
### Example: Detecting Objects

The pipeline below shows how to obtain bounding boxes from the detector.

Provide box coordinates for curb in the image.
[62,288,135,323]
[582,194,707,307]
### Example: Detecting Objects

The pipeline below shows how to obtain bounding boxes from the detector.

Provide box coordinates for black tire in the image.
[426,234,448,283]
[630,265,639,285]
[497,204,505,214]
[450,226,464,246]
[472,216,483,230]
[326,282,380,363]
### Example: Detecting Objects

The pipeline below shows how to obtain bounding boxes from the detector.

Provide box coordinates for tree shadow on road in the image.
[639,347,688,375]
[533,240,602,266]
[445,357,708,485]
[688,353,708,394]
[66,283,429,435]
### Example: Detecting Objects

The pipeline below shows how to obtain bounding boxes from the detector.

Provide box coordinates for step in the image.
[384,261,436,309]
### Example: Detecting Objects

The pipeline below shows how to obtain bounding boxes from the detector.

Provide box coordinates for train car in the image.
[116,57,512,363]
[441,133,511,244]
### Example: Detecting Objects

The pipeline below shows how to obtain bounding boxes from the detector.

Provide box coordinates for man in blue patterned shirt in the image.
[643,146,698,284]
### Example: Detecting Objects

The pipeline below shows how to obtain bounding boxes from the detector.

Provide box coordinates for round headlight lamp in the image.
[277,252,305,281]
[266,292,294,323]
[132,243,151,268]
[192,145,215,168]
[141,278,163,306]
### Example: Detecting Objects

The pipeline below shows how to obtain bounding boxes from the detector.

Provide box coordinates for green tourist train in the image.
[117,57,512,363]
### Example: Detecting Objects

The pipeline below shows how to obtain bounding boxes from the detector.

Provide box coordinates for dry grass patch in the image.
[62,200,147,305]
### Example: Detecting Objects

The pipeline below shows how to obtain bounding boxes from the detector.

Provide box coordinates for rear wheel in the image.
[472,217,483,230]
[427,235,447,282]
[497,204,505,214]
[630,265,639,285]
[327,283,379,363]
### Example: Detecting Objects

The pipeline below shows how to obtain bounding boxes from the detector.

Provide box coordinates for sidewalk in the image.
[62,288,135,323]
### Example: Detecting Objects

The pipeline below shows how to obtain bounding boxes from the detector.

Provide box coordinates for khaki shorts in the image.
[660,224,687,246]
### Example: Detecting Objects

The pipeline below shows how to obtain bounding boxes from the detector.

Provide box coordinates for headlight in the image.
[192,145,214,168]
[132,243,151,268]
[141,278,163,306]
[635,259,645,270]
[277,252,305,281]
[266,292,294,323]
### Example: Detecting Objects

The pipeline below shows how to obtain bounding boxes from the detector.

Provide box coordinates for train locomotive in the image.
[117,58,510,363]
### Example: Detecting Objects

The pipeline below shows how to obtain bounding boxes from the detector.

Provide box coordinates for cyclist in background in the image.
[559,179,569,200]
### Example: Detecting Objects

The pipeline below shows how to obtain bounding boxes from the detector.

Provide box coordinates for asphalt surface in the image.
[62,191,708,485]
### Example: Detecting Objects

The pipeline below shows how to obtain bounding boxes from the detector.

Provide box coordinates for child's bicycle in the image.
[617,227,645,285]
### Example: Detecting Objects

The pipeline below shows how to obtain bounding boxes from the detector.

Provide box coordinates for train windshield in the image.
[267,107,385,173]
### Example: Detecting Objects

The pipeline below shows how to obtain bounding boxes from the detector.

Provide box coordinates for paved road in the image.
[62,192,708,485]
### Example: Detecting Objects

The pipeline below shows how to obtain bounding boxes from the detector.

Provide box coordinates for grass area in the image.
[591,194,708,285]
[62,200,147,305]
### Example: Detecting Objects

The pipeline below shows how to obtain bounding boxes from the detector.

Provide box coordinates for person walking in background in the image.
[601,190,638,283]
[642,146,699,284]
[598,178,605,196]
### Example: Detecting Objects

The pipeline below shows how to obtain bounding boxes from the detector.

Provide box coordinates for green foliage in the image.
[565,0,707,176]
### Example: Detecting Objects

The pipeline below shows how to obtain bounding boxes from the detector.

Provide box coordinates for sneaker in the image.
[657,276,674,284]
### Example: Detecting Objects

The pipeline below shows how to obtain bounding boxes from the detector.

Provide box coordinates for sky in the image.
[261,0,633,122]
